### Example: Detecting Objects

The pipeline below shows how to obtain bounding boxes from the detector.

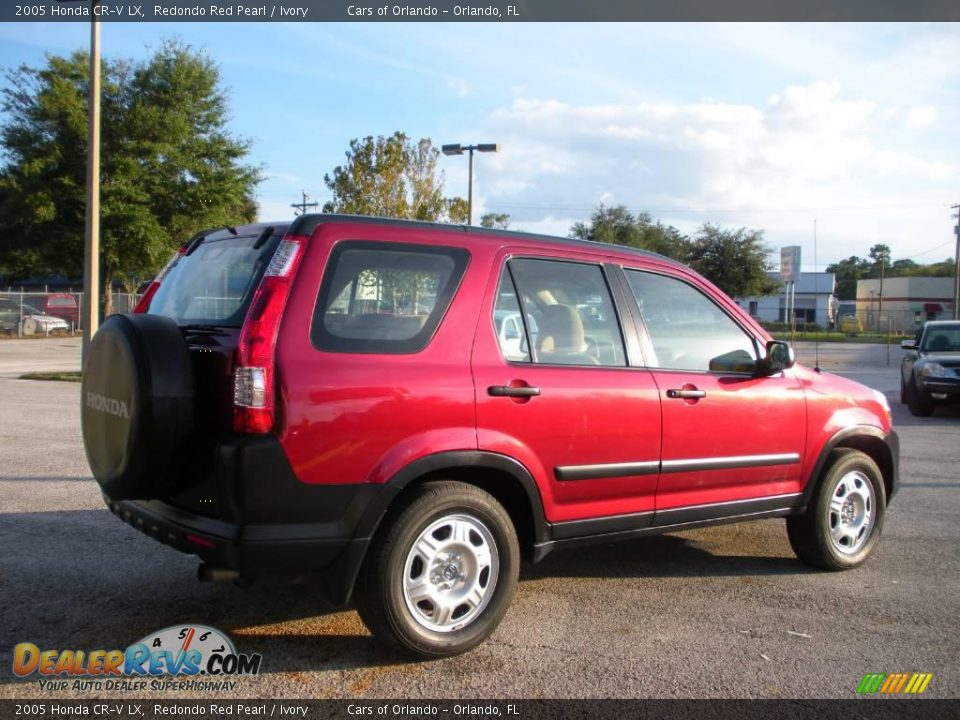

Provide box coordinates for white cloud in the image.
[471,81,955,263]
[445,78,470,98]
[255,199,301,223]
[906,106,938,128]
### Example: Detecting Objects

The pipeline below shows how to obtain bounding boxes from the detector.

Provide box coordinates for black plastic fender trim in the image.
[327,451,550,607]
[799,426,900,507]
[353,450,549,543]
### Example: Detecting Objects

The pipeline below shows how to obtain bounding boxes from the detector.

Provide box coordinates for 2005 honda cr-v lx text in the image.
[82,215,899,658]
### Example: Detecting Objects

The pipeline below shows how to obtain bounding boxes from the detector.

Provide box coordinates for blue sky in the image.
[1,21,958,270]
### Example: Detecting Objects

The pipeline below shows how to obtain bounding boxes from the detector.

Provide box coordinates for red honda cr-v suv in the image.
[82,215,898,658]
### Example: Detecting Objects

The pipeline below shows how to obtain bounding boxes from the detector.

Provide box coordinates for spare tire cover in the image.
[81,313,194,500]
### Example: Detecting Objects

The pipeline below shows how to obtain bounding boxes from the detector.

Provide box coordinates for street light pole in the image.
[81,0,101,368]
[467,148,474,225]
[952,203,959,320]
[441,142,500,225]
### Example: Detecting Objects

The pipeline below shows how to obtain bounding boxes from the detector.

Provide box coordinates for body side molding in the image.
[554,452,800,481]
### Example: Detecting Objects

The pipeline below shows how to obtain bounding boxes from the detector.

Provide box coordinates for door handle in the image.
[488,385,541,398]
[666,388,706,399]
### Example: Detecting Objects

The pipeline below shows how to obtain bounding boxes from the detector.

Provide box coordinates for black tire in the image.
[899,377,906,404]
[81,313,195,500]
[905,377,935,417]
[787,449,886,571]
[354,481,519,658]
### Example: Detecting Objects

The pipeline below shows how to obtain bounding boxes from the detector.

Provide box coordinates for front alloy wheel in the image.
[825,470,875,555]
[787,449,886,571]
[355,481,519,658]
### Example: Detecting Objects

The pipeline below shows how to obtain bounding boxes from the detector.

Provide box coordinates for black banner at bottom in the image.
[1,700,959,720]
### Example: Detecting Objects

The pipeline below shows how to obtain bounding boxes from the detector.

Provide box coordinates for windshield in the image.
[921,325,960,353]
[148,229,282,327]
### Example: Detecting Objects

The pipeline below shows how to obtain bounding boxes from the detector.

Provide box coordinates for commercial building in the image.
[736,272,837,328]
[856,277,956,334]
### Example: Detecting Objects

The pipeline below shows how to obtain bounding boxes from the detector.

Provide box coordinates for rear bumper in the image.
[106,496,365,575]
[104,435,394,605]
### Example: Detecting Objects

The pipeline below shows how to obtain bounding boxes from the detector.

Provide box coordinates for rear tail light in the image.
[233,236,307,434]
[133,248,186,314]
[234,367,266,407]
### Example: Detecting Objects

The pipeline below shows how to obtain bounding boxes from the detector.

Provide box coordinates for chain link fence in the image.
[842,309,939,337]
[0,290,141,338]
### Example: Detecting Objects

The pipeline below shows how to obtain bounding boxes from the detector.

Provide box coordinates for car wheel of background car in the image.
[354,481,519,658]
[21,317,37,336]
[899,377,906,404]
[905,377,935,417]
[81,313,195,500]
[786,449,886,571]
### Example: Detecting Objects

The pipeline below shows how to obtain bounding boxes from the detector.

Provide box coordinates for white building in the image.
[856,276,956,334]
[736,272,837,328]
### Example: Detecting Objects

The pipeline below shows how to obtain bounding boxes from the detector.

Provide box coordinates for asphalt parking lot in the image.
[1,337,957,699]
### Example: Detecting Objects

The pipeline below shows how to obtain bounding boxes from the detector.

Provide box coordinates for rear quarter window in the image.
[311,241,469,354]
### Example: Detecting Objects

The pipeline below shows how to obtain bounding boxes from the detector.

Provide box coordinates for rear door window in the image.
[312,241,469,354]
[497,258,626,367]
[148,228,283,327]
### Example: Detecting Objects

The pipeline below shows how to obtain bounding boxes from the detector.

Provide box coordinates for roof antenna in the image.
[814,218,821,373]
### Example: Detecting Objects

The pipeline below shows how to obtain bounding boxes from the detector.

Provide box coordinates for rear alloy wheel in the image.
[905,377,935,417]
[355,481,519,658]
[787,449,886,570]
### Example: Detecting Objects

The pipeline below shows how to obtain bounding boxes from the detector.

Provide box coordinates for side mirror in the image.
[901,340,917,351]
[757,340,795,376]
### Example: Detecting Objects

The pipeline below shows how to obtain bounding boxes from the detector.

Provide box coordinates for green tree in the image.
[866,243,893,284]
[0,41,261,314]
[922,257,958,277]
[889,258,919,276]
[686,224,779,298]
[322,132,467,223]
[480,212,511,230]
[569,205,689,261]
[826,256,872,300]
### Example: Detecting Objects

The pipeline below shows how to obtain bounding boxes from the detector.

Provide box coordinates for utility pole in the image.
[873,245,889,333]
[877,254,885,332]
[291,190,318,216]
[81,0,101,369]
[952,203,960,320]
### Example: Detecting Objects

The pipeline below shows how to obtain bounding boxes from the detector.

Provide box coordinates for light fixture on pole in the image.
[441,143,499,225]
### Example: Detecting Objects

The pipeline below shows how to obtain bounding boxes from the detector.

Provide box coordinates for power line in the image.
[481,201,947,214]
[903,240,955,260]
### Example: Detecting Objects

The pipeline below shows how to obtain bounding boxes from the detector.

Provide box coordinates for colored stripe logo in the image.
[857,673,934,695]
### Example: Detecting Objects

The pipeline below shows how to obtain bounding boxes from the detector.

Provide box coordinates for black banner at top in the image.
[3,0,960,22]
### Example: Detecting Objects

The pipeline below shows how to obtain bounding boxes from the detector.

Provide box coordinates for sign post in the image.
[780,246,801,339]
